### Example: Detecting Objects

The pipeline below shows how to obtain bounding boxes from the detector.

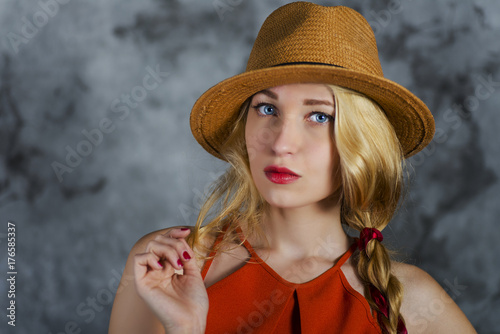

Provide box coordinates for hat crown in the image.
[246,2,383,76]
[191,2,434,160]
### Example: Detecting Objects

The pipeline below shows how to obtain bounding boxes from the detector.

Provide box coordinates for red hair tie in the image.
[358,227,383,251]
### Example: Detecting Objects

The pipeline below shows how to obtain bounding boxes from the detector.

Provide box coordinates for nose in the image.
[271,116,300,156]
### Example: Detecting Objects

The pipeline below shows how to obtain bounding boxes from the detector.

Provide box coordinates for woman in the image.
[109,3,476,333]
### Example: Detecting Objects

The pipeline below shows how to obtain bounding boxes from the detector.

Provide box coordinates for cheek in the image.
[245,115,270,156]
[245,116,263,167]
[245,120,256,160]
[327,144,342,190]
[306,139,338,179]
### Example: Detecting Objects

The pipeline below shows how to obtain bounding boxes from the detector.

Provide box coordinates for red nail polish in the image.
[177,259,183,267]
[183,251,191,260]
[157,261,163,268]
[181,228,190,231]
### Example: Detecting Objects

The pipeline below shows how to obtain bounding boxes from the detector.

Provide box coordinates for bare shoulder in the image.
[391,261,477,334]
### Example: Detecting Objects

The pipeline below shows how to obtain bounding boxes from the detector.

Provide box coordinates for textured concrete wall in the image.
[0,0,498,333]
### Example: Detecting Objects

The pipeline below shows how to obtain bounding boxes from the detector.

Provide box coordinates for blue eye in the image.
[254,103,276,116]
[309,112,332,123]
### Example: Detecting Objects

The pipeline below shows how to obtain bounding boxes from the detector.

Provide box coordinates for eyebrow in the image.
[303,99,333,107]
[255,89,333,107]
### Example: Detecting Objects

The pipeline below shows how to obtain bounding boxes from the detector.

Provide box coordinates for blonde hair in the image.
[187,84,406,333]
[330,85,405,333]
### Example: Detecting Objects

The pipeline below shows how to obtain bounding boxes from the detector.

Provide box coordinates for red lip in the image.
[264,165,300,184]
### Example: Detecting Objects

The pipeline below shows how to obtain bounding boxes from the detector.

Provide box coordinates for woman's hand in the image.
[134,228,208,333]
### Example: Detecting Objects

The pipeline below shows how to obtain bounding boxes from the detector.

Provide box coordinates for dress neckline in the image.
[235,225,358,288]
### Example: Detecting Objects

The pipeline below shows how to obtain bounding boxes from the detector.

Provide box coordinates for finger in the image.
[165,227,192,239]
[181,251,202,278]
[153,233,191,249]
[149,235,196,266]
[158,228,194,255]
[134,252,164,279]
[146,240,191,270]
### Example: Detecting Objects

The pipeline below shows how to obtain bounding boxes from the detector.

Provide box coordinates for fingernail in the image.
[181,228,190,231]
[177,259,183,267]
[157,261,163,268]
[183,251,191,260]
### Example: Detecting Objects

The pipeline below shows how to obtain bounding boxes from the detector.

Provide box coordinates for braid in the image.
[356,232,406,333]
[329,84,407,333]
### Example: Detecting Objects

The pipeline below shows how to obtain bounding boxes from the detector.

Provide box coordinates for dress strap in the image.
[234,226,259,262]
[201,224,230,280]
[335,238,359,268]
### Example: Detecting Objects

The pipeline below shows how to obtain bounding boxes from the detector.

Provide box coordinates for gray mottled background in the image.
[0,0,499,333]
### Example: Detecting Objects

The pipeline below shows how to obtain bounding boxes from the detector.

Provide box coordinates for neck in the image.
[250,198,351,260]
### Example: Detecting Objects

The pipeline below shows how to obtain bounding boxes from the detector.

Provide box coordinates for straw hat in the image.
[190,2,435,159]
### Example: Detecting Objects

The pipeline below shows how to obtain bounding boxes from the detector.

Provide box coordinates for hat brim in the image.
[190,64,434,159]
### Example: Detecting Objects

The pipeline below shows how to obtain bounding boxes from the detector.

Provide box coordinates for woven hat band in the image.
[273,62,345,68]
[246,3,383,76]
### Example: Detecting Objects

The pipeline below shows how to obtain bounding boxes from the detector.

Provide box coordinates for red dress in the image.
[201,226,382,333]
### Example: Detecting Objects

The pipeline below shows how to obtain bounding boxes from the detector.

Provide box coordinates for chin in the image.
[255,179,337,210]
[263,193,324,210]
[261,192,297,208]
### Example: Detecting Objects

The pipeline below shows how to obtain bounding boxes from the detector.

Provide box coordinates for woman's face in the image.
[245,83,341,209]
